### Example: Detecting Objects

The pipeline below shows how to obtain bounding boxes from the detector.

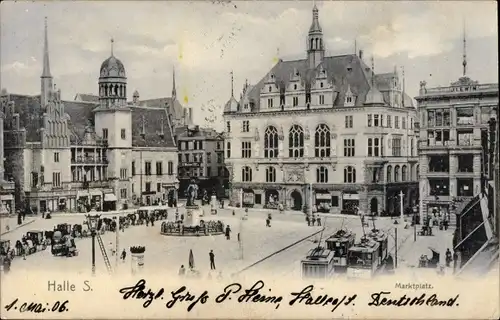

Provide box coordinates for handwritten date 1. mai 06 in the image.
[4,298,70,313]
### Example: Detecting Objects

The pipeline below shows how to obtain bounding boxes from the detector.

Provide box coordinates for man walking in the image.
[209,250,216,270]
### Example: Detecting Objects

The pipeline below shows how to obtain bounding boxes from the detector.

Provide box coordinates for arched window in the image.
[394,165,400,182]
[387,165,392,182]
[310,38,314,50]
[416,164,420,180]
[288,125,304,158]
[266,167,276,183]
[402,165,407,181]
[264,126,279,158]
[242,166,252,182]
[316,166,328,183]
[344,166,356,183]
[314,124,331,157]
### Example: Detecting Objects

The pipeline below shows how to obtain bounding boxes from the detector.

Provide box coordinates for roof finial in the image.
[42,16,51,78]
[462,18,467,77]
[354,38,357,55]
[401,66,406,107]
[230,70,234,97]
[111,38,114,56]
[172,66,177,99]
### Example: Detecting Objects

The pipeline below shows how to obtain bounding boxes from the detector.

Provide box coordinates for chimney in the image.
[359,50,363,60]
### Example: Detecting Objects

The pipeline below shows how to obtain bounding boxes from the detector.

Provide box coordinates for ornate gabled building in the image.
[1,18,179,213]
[223,5,419,215]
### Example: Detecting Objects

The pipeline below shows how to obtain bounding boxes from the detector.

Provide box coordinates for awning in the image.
[0,194,14,201]
[90,190,102,196]
[104,193,117,202]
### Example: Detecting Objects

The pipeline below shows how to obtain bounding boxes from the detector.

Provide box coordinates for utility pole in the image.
[115,216,119,268]
[399,190,404,224]
[395,227,398,269]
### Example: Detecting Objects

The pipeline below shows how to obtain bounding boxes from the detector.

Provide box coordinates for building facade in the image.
[1,19,179,213]
[0,104,15,215]
[223,5,418,215]
[175,125,227,197]
[416,76,498,226]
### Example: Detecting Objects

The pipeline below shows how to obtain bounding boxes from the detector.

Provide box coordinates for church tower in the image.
[307,4,325,69]
[41,17,53,109]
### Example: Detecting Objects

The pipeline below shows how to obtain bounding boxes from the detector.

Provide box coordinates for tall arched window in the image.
[316,166,328,183]
[264,126,279,158]
[402,165,407,181]
[314,124,331,157]
[394,165,400,182]
[288,125,304,158]
[344,166,356,183]
[266,167,276,183]
[242,166,252,182]
[387,165,392,182]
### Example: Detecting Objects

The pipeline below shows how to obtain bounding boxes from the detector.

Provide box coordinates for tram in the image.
[346,237,381,279]
[325,229,356,272]
[301,246,335,279]
[366,228,388,265]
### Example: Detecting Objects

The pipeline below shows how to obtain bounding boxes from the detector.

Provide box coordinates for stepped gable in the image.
[63,100,99,143]
[375,72,415,108]
[131,106,175,148]
[137,97,184,121]
[7,94,43,142]
[245,54,374,111]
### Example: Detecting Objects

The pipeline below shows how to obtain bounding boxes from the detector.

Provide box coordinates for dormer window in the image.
[270,74,275,79]
[320,82,324,88]
[268,86,272,92]
[295,70,299,76]
[294,84,297,90]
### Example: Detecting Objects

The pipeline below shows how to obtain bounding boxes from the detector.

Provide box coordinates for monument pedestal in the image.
[185,205,202,227]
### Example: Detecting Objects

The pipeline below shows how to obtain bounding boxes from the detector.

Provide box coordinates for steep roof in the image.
[137,97,185,121]
[74,94,99,103]
[225,54,414,113]
[64,100,98,144]
[131,106,176,148]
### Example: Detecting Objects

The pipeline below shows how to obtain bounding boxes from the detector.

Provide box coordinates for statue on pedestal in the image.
[186,180,199,207]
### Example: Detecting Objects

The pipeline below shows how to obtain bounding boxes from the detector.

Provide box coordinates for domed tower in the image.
[98,39,127,108]
[307,4,325,69]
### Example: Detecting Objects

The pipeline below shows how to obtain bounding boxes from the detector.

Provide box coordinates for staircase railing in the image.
[96,233,113,273]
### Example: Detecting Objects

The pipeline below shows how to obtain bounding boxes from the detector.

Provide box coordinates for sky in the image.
[1,1,498,131]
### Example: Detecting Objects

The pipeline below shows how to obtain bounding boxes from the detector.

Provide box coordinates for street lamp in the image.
[85,214,101,275]
[174,177,180,208]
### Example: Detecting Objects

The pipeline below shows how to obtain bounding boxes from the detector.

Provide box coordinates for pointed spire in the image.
[371,55,375,87]
[172,66,177,99]
[309,1,322,33]
[462,18,467,77]
[230,70,234,97]
[110,38,114,56]
[42,17,51,78]
[401,66,406,107]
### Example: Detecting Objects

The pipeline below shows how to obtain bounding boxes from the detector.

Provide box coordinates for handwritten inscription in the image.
[289,285,357,312]
[119,279,165,308]
[369,291,460,307]
[216,281,283,309]
[4,298,70,313]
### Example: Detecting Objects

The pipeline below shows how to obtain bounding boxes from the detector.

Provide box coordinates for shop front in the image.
[341,192,359,215]
[103,193,117,211]
[315,190,331,213]
[0,194,14,215]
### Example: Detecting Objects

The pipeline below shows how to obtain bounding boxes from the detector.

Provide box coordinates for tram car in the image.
[301,246,335,279]
[366,228,388,265]
[55,223,72,236]
[51,232,77,257]
[325,229,356,271]
[26,230,47,251]
[346,237,381,279]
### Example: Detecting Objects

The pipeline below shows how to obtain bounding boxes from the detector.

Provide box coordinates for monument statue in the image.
[186,181,199,207]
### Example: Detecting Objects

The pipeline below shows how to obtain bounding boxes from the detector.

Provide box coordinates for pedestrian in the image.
[453,251,458,272]
[22,242,28,260]
[221,200,225,209]
[311,216,316,226]
[445,248,452,267]
[209,250,216,270]
[237,233,240,242]
[225,225,231,240]
[317,217,321,226]
[266,218,271,227]
[181,213,184,221]
[306,215,310,226]
[121,249,127,261]
[443,219,449,231]
[179,265,186,276]
[146,217,149,227]
[175,212,179,221]
[232,210,235,216]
